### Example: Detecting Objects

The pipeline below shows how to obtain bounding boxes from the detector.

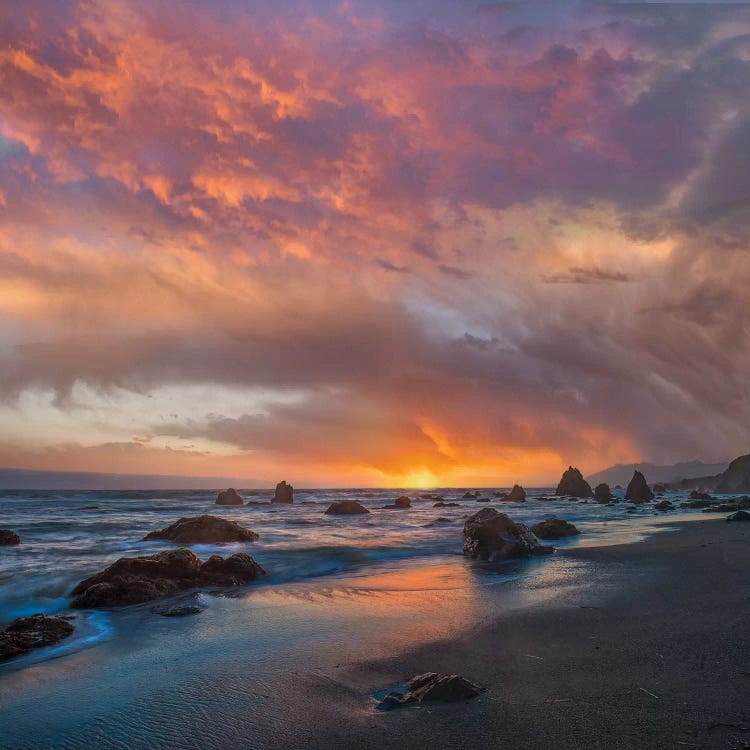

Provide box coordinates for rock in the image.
[81,505,99,510]
[246,501,271,506]
[689,490,712,500]
[702,503,741,513]
[376,673,483,710]
[594,483,612,504]
[324,500,370,515]
[151,603,203,617]
[653,500,674,511]
[555,467,593,498]
[71,548,265,608]
[727,510,750,522]
[652,483,667,494]
[434,501,460,507]
[420,494,435,500]
[272,481,294,504]
[614,484,623,490]
[531,517,580,539]
[507,484,526,502]
[463,507,553,561]
[494,491,508,499]
[384,496,411,509]
[0,614,74,663]
[683,499,712,509]
[143,515,259,544]
[475,497,490,502]
[216,488,244,506]
[462,492,475,499]
[0,530,21,545]
[625,471,654,503]
[716,454,750,493]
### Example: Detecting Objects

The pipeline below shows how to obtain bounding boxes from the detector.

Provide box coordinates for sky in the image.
[1,1,749,488]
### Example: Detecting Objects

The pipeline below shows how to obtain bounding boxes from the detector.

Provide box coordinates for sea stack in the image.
[555,467,593,498]
[716,454,750,493]
[507,484,526,502]
[216,488,244,505]
[594,483,612,504]
[272,481,294,504]
[625,470,654,503]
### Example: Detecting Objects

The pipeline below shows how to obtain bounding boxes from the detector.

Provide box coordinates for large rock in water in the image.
[0,614,74,663]
[625,470,654,503]
[716,454,750,493]
[507,484,526,502]
[143,515,259,544]
[594,483,612,504]
[555,467,592,498]
[463,507,553,560]
[272,481,294,504]
[216,488,243,506]
[0,530,21,545]
[384,495,411,509]
[71,548,265,608]
[324,500,370,515]
[531,517,580,539]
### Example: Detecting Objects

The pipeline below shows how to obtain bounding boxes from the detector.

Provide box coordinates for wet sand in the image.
[314,518,750,750]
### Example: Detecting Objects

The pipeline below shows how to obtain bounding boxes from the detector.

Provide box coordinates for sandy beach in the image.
[2,515,749,749]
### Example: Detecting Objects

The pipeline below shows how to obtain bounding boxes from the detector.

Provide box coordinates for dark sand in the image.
[307,518,750,750]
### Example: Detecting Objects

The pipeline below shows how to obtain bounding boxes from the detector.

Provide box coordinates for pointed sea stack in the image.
[507,484,526,502]
[625,470,654,503]
[555,467,593,498]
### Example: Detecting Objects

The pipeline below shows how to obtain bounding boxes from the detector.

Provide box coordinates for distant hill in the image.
[0,468,268,491]
[587,460,729,488]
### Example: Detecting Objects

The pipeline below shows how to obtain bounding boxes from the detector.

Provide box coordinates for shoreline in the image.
[327,517,750,750]
[1,517,749,748]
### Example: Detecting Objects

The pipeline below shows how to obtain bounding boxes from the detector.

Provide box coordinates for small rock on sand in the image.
[376,672,483,710]
[531,517,580,539]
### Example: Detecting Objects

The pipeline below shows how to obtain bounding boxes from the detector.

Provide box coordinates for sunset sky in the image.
[1,1,749,487]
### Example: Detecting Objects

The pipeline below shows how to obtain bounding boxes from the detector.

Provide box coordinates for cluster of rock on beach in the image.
[4,457,750,665]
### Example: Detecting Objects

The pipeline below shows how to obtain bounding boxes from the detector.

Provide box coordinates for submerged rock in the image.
[531,517,580,539]
[151,603,203,617]
[683,499,712,509]
[463,507,553,561]
[385,496,411,509]
[0,530,21,545]
[144,515,259,545]
[594,483,612,504]
[434,501,460,507]
[507,484,526,502]
[556,467,593,498]
[625,471,654,503]
[0,614,74,663]
[727,510,750,522]
[216,488,244,506]
[272,481,294,504]
[71,548,265,609]
[653,500,674,511]
[376,673,483,710]
[324,500,370,515]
